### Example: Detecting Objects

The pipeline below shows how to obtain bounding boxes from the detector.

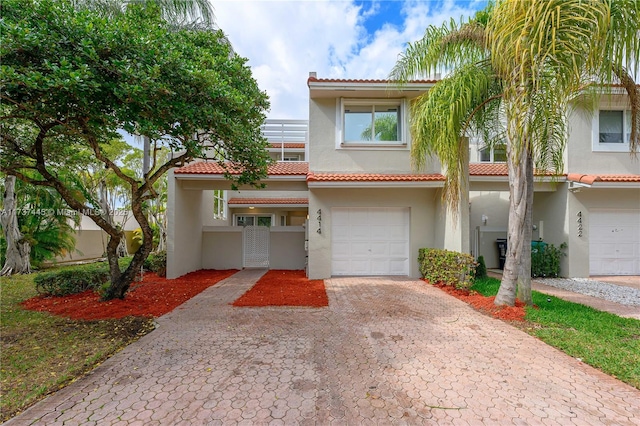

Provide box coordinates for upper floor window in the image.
[338,99,406,147]
[276,153,303,162]
[479,143,506,163]
[594,109,632,152]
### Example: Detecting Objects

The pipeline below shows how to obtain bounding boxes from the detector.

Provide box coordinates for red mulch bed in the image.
[21,269,238,320]
[233,270,328,307]
[428,281,527,321]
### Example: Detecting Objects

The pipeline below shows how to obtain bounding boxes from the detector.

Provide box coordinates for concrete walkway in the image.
[6,271,640,425]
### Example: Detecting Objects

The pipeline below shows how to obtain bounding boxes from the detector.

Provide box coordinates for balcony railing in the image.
[261,119,308,161]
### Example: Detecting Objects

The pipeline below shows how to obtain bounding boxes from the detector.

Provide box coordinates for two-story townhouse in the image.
[166,75,464,279]
[166,76,639,280]
[469,88,640,277]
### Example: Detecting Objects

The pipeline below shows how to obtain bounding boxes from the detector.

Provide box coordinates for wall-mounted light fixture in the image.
[316,209,322,234]
[482,214,488,225]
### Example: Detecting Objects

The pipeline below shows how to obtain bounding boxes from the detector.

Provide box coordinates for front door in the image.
[243,226,270,268]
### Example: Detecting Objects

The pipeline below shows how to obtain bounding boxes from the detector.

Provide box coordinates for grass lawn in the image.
[0,270,155,422]
[472,277,640,389]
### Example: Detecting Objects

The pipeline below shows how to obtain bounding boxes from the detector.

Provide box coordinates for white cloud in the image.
[212,0,484,119]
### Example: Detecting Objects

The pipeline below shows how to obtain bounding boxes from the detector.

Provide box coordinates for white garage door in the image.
[331,207,410,276]
[589,209,640,275]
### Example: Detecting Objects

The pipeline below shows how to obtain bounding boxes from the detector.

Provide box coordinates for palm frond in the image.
[389,18,487,84]
[411,62,500,209]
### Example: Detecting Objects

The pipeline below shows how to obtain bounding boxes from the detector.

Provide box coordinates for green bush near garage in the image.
[531,242,567,278]
[418,248,477,289]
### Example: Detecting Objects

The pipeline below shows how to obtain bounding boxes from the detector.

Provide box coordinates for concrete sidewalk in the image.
[6,271,640,425]
[488,271,640,319]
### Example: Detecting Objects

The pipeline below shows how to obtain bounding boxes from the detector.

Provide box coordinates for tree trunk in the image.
[101,193,153,300]
[1,176,32,276]
[495,145,534,306]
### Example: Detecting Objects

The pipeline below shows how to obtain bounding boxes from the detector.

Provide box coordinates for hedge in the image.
[34,263,110,296]
[418,248,477,289]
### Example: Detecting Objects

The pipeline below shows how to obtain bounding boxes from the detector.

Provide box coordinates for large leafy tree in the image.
[1,0,271,299]
[391,0,639,306]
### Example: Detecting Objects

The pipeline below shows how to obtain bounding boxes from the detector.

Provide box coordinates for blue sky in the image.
[212,0,487,119]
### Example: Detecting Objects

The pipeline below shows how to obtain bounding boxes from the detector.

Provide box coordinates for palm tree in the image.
[390,0,639,306]
[1,176,78,273]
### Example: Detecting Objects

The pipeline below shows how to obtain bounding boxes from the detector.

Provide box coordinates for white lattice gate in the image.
[243,226,270,268]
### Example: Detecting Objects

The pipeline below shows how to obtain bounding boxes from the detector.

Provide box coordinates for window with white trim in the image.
[479,143,507,162]
[212,190,226,219]
[234,215,272,227]
[593,109,632,152]
[338,99,406,147]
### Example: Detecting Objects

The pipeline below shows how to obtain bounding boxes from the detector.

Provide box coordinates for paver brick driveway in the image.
[6,270,640,425]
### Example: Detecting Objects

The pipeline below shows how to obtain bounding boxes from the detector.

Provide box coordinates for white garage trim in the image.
[331,207,410,276]
[589,209,640,275]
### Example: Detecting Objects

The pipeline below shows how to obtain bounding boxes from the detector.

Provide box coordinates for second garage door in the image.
[331,207,409,276]
[589,209,640,275]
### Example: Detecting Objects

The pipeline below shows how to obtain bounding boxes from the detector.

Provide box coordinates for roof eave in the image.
[307,181,444,188]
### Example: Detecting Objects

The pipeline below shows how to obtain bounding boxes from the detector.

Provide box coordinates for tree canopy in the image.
[1,0,271,298]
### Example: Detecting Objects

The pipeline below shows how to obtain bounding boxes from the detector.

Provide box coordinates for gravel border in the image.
[536,278,640,307]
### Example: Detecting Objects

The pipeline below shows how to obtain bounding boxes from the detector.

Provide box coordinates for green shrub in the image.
[476,255,488,279]
[531,242,567,278]
[143,251,166,277]
[418,248,477,289]
[34,264,110,296]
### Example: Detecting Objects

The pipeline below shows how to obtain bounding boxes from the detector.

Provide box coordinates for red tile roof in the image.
[469,163,561,177]
[306,172,445,182]
[269,143,306,149]
[228,198,308,205]
[307,77,437,85]
[174,161,309,176]
[567,173,640,184]
[469,163,508,176]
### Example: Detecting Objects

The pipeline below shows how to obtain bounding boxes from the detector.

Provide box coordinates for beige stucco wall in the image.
[201,227,306,270]
[201,227,243,269]
[307,187,440,279]
[269,228,306,269]
[308,98,439,173]
[167,171,204,279]
[567,96,640,174]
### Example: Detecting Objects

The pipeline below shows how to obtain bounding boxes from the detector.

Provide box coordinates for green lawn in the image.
[472,277,640,389]
[0,270,155,422]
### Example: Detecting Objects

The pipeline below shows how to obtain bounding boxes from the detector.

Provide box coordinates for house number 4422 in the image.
[576,211,583,237]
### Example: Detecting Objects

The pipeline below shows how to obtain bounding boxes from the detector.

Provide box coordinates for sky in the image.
[212,0,488,120]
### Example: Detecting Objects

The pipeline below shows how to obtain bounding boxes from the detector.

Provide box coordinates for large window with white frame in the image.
[593,109,632,152]
[338,99,406,147]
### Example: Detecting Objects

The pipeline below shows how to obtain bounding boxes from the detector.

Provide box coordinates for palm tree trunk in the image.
[495,145,534,306]
[1,175,32,275]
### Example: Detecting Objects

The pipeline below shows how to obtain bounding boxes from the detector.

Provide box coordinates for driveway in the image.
[6,270,640,425]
